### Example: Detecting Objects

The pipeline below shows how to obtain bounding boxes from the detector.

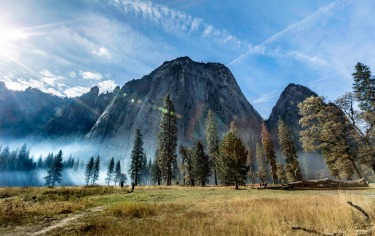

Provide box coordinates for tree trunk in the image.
[214,168,218,185]
[235,182,239,190]
[349,158,363,179]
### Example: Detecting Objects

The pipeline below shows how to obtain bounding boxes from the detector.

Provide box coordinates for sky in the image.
[0,0,374,118]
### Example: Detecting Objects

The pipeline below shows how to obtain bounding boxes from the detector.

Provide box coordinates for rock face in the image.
[266,83,318,149]
[87,56,263,157]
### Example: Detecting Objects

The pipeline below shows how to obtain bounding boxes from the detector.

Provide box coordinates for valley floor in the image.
[0,185,374,235]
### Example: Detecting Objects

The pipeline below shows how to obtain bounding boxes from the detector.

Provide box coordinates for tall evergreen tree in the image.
[278,119,303,182]
[156,94,177,185]
[217,122,248,190]
[346,62,375,175]
[36,155,43,169]
[205,109,219,185]
[105,157,115,186]
[0,147,10,171]
[179,145,194,186]
[191,141,211,186]
[276,163,287,184]
[17,144,33,171]
[91,155,100,185]
[85,157,95,185]
[129,129,145,186]
[256,143,268,184]
[352,62,375,113]
[44,150,63,187]
[261,122,278,184]
[114,160,121,186]
[44,153,54,169]
[152,150,162,185]
[141,155,149,185]
[247,152,256,184]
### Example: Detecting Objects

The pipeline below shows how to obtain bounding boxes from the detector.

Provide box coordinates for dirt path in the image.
[24,206,105,236]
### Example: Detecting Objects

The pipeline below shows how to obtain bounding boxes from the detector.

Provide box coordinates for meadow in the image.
[0,185,374,236]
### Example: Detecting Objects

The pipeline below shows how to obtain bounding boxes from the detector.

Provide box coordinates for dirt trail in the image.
[25,206,105,236]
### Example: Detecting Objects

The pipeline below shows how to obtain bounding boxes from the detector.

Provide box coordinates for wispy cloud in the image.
[109,0,251,50]
[251,91,279,105]
[228,0,351,65]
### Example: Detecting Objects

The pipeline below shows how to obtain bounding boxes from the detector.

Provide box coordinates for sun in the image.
[0,22,29,58]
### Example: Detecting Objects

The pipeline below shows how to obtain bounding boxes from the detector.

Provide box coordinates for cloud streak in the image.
[228,0,352,66]
[109,0,251,50]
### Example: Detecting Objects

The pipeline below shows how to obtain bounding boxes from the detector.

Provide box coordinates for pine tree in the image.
[217,122,248,190]
[17,143,33,171]
[352,62,375,113]
[349,63,375,175]
[261,122,278,184]
[179,145,194,186]
[129,129,145,186]
[44,153,54,169]
[85,157,95,185]
[205,109,219,185]
[105,157,115,186]
[114,160,121,186]
[44,150,63,187]
[36,155,43,169]
[91,155,100,185]
[141,155,149,185]
[152,150,162,185]
[191,141,211,186]
[247,152,256,184]
[276,163,287,184]
[0,147,10,171]
[278,119,302,182]
[256,143,268,184]
[156,94,177,185]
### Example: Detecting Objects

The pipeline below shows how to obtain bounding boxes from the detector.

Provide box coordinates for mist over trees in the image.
[1,62,375,188]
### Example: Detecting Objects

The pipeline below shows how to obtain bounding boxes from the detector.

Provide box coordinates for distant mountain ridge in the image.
[0,81,118,139]
[0,57,320,160]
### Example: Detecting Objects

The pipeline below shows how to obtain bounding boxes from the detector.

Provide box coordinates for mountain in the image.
[266,83,318,149]
[39,86,119,137]
[0,81,67,138]
[0,82,118,139]
[87,56,263,157]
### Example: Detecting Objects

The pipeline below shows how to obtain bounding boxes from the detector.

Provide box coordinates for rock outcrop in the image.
[87,56,263,157]
[266,83,318,149]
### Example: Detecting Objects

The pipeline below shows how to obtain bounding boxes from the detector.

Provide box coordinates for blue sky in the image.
[0,0,374,118]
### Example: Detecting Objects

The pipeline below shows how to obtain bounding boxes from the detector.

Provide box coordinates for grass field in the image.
[0,185,374,235]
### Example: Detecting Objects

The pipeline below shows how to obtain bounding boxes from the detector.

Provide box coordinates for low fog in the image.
[0,138,132,186]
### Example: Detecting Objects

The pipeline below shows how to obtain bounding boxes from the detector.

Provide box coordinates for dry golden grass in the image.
[1,186,375,235]
[0,186,128,227]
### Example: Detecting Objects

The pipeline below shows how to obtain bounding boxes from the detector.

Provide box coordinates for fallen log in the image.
[287,178,369,189]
